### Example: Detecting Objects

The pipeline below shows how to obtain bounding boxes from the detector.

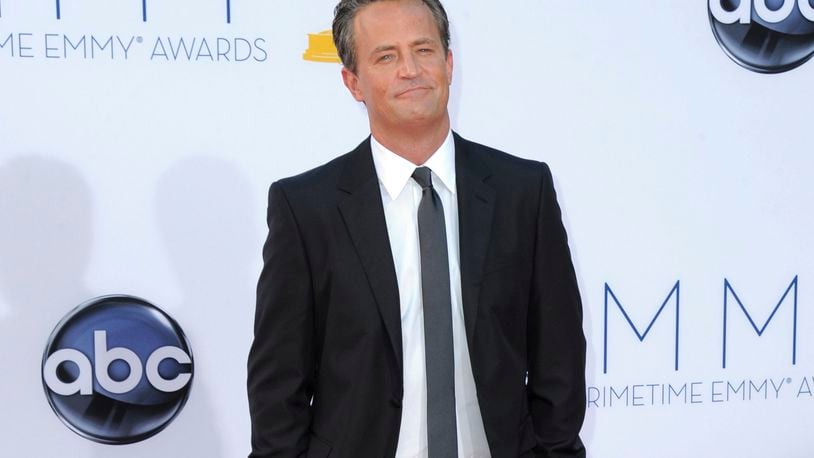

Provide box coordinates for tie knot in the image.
[412,166,433,189]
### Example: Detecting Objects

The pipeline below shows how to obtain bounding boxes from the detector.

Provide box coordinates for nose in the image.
[398,53,420,79]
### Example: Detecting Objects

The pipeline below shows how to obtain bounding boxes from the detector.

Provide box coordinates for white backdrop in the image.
[2,1,813,457]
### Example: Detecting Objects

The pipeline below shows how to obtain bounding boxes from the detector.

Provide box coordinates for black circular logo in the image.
[709,0,814,73]
[42,295,194,444]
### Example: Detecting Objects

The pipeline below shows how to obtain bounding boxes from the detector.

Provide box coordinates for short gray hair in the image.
[332,0,450,73]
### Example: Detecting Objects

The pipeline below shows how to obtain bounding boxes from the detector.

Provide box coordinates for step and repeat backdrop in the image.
[2,1,813,457]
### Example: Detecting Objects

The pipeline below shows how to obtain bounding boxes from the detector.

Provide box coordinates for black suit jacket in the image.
[248,133,586,458]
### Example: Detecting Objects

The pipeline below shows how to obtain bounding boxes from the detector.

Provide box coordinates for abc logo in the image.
[708,0,814,73]
[41,295,193,444]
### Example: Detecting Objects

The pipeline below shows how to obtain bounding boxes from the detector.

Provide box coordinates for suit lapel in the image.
[454,133,496,346]
[336,138,403,383]
[334,134,495,382]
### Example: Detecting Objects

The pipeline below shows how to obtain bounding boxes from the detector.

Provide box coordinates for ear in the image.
[445,49,454,85]
[341,67,365,102]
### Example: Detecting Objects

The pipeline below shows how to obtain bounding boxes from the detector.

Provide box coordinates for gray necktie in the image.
[412,166,458,458]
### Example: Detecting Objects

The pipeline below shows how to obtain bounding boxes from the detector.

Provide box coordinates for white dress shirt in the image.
[370,132,491,458]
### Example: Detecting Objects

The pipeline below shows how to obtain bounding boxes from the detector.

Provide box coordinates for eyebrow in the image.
[370,38,438,55]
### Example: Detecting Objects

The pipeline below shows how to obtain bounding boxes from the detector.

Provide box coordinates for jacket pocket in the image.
[305,433,332,458]
[518,414,538,454]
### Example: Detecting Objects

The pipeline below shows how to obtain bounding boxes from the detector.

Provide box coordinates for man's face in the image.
[342,0,453,134]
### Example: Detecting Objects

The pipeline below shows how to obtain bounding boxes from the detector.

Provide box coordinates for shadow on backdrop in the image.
[98,155,257,457]
[90,155,258,457]
[0,155,94,456]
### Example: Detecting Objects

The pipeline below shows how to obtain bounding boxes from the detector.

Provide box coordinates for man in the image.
[247,1,586,457]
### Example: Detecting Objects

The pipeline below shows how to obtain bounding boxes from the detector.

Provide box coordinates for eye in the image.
[377,54,394,63]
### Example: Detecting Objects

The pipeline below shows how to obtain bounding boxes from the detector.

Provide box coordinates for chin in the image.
[399,105,441,122]
[398,114,443,129]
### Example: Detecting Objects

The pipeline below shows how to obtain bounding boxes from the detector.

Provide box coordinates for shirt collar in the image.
[370,130,456,200]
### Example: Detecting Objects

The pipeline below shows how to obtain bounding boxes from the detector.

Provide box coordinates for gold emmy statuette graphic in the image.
[303,30,341,63]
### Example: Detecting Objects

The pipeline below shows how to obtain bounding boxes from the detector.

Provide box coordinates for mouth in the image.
[396,86,431,98]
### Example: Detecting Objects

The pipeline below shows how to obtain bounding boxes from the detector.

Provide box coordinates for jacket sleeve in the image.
[248,181,315,457]
[527,163,587,458]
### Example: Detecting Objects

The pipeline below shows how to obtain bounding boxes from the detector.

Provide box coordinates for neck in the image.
[370,116,450,165]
